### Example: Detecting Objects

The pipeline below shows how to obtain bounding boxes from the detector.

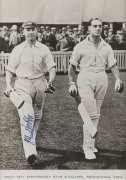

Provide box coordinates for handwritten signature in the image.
[21,114,35,145]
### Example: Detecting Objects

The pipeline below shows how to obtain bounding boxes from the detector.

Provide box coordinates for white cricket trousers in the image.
[14,76,47,159]
[77,70,108,152]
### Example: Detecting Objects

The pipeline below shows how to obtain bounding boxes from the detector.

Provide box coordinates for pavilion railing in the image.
[0,50,126,75]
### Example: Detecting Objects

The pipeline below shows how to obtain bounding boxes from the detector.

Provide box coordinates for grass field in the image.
[0,72,126,170]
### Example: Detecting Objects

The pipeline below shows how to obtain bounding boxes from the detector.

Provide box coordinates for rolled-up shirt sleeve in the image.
[107,46,117,69]
[45,47,56,72]
[69,47,80,67]
[6,48,19,74]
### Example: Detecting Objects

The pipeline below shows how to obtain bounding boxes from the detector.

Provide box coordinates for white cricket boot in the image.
[84,148,96,160]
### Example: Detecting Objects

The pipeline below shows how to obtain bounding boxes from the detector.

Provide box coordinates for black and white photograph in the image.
[0,0,126,179]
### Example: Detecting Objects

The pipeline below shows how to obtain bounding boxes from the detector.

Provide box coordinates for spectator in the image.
[109,35,119,50]
[37,32,43,43]
[123,29,126,39]
[55,28,62,41]
[39,26,46,43]
[102,25,109,40]
[105,28,113,43]
[42,27,57,50]
[61,34,75,52]
[78,24,85,34]
[49,27,57,50]
[115,34,126,50]
[57,27,67,40]
[2,26,10,53]
[42,26,50,44]
[68,29,74,38]
[122,29,126,50]
[117,30,124,40]
[74,32,83,45]
[51,27,56,35]
[46,42,55,51]
[19,28,25,43]
[0,27,5,53]
[66,25,71,34]
[56,33,68,51]
[40,26,46,35]
[9,25,21,52]
[78,24,85,39]
[72,28,78,39]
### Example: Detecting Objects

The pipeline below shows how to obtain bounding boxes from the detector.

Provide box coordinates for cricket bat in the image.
[4,89,25,109]
[73,93,98,138]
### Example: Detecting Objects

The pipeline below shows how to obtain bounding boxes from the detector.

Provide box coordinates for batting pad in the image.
[34,103,44,136]
[83,124,93,151]
[10,90,24,109]
[78,102,97,138]
[83,98,99,120]
[18,102,37,159]
[91,118,99,149]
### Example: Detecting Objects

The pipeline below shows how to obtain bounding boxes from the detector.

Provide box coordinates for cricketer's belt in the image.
[81,68,105,73]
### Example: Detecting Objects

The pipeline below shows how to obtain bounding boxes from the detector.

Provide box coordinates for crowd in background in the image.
[0,23,126,53]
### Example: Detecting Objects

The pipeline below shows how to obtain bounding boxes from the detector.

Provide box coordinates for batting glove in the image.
[69,82,78,96]
[4,85,13,97]
[44,82,55,94]
[115,79,124,93]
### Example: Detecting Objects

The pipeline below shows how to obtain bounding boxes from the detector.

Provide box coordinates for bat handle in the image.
[74,95,81,105]
[4,92,9,97]
[70,92,81,105]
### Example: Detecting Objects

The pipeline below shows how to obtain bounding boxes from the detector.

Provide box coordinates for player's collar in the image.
[86,35,107,46]
[23,40,41,48]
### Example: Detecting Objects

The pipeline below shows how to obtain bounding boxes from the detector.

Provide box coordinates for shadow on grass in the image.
[31,146,126,169]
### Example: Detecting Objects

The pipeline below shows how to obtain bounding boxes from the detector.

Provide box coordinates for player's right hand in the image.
[69,83,78,96]
[4,85,13,97]
[44,82,55,94]
[115,79,124,93]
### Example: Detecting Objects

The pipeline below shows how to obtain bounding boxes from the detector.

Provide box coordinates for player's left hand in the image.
[115,79,124,93]
[4,85,13,97]
[44,82,55,94]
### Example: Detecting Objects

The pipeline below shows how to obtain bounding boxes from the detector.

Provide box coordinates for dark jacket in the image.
[42,33,57,50]
[0,36,5,52]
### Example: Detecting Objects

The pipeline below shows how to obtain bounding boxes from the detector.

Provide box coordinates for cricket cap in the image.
[22,21,37,29]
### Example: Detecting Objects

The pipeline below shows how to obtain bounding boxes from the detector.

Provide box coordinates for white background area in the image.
[0,0,126,24]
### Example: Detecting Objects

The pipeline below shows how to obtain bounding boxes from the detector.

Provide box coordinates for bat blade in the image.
[78,102,98,138]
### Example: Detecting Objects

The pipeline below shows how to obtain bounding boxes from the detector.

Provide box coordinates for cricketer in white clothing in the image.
[68,18,123,160]
[5,21,56,164]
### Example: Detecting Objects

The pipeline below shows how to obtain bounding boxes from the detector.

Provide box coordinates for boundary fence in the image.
[0,50,126,75]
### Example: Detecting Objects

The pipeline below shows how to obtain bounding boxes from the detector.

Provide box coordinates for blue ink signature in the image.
[21,114,35,145]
